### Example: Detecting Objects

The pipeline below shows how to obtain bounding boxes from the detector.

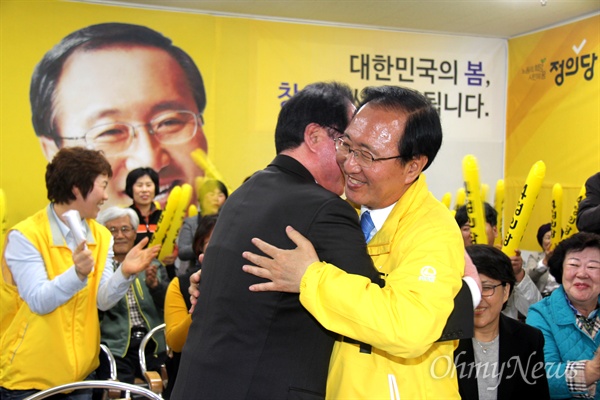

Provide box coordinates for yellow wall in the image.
[1,0,507,230]
[506,15,599,250]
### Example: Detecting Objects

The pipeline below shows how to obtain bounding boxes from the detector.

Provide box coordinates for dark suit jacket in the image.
[577,171,600,234]
[454,314,550,400]
[171,155,382,400]
[437,279,474,342]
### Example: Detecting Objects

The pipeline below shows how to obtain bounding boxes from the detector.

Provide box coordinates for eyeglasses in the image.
[108,226,134,236]
[334,137,402,168]
[59,110,202,155]
[481,283,505,298]
[323,125,345,138]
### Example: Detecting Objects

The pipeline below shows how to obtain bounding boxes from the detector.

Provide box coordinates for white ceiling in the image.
[83,0,600,39]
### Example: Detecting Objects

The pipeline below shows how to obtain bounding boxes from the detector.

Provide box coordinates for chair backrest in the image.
[23,380,162,400]
[100,344,118,381]
[138,323,168,395]
[138,323,167,376]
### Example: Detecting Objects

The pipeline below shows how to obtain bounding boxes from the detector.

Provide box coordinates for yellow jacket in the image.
[0,206,111,390]
[164,277,192,352]
[300,175,464,399]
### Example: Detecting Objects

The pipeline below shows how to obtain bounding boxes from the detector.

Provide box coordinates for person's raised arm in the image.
[97,237,160,311]
[120,237,161,277]
[5,231,87,314]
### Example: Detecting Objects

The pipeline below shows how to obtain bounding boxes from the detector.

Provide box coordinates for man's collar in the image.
[270,154,315,183]
[361,202,397,232]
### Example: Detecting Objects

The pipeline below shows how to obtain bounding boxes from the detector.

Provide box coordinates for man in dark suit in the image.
[171,82,383,400]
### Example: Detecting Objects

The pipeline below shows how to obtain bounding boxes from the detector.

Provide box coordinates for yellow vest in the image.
[0,206,111,390]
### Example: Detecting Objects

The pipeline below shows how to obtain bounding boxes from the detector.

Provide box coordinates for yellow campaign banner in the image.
[506,15,599,250]
[1,0,506,230]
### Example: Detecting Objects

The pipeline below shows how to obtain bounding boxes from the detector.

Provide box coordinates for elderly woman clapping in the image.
[527,232,600,399]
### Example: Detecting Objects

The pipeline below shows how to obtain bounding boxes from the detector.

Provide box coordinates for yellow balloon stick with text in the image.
[462,155,487,244]
[550,183,563,249]
[441,192,452,209]
[190,149,233,195]
[563,184,586,240]
[502,160,546,257]
[494,179,505,246]
[455,187,466,210]
[159,184,193,262]
[148,186,181,248]
[0,189,6,254]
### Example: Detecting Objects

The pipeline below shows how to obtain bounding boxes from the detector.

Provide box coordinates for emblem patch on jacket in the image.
[418,265,436,282]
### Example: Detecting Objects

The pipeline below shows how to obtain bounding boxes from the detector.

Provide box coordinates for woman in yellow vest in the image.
[0,147,160,400]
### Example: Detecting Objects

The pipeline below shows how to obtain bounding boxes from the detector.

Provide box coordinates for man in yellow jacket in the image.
[0,147,160,399]
[243,86,467,399]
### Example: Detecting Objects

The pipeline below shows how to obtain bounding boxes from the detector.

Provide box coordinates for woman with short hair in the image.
[527,232,600,399]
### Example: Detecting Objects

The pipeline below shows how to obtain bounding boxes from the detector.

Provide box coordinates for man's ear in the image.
[39,136,60,161]
[404,155,428,183]
[303,123,324,152]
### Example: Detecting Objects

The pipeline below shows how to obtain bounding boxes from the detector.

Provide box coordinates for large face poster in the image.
[2,1,219,226]
[1,0,506,229]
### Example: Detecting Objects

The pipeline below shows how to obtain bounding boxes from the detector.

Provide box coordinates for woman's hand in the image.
[585,349,600,385]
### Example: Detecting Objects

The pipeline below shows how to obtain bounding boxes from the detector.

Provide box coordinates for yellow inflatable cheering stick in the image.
[563,184,586,240]
[148,186,181,248]
[190,149,233,195]
[462,155,487,244]
[0,188,6,253]
[550,183,563,249]
[441,192,452,209]
[158,184,193,262]
[188,204,198,218]
[455,187,466,210]
[480,183,489,203]
[502,160,546,257]
[494,179,505,246]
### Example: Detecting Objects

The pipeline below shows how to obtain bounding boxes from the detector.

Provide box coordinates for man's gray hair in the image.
[97,206,139,230]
